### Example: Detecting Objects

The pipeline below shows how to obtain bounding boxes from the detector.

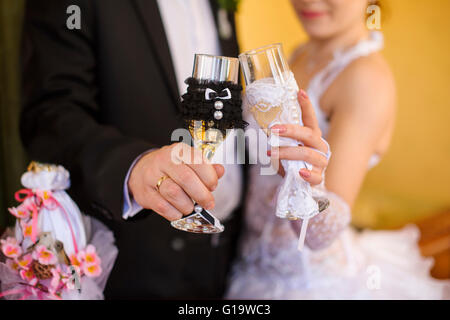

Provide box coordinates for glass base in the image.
[171,205,225,234]
[282,196,330,221]
[316,197,330,212]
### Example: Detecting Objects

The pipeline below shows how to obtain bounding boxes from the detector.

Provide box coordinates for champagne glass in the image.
[239,44,329,249]
[171,54,242,234]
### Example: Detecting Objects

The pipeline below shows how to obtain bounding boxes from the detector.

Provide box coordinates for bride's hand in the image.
[268,89,329,186]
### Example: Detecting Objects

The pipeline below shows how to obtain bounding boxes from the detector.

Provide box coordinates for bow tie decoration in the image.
[205,88,232,120]
[205,88,232,100]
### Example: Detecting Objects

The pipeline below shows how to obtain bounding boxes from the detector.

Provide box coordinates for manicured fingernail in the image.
[300,169,311,179]
[271,125,286,134]
[267,150,271,156]
[300,89,308,99]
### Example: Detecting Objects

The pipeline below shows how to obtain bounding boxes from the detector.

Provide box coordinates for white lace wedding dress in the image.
[226,32,450,300]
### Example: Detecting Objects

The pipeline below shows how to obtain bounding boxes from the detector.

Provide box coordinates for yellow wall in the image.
[236,0,450,228]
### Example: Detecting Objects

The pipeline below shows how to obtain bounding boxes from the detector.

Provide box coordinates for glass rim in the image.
[194,53,239,62]
[193,54,239,83]
[238,43,283,58]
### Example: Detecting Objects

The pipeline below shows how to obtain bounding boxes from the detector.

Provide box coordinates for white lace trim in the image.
[243,72,319,221]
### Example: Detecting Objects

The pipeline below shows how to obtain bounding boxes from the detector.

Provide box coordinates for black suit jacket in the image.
[21,0,245,299]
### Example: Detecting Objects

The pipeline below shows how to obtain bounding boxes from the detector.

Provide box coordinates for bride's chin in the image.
[301,23,337,40]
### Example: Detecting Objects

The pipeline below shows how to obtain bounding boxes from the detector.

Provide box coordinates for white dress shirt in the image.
[123,0,242,221]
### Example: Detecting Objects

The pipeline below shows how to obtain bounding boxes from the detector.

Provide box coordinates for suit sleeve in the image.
[20,0,154,221]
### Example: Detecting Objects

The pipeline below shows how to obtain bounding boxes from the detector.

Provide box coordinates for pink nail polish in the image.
[267,150,271,156]
[300,170,311,179]
[271,125,286,134]
[300,89,308,99]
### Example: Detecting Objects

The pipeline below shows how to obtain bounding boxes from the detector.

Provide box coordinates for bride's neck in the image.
[307,23,369,59]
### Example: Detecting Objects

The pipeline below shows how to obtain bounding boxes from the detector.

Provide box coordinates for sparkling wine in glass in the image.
[171,54,241,234]
[239,44,329,250]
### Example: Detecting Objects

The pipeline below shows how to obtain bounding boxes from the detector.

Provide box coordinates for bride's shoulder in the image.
[343,52,394,88]
[322,53,396,128]
[326,52,396,123]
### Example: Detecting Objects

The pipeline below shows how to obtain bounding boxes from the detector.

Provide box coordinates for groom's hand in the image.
[128,143,225,221]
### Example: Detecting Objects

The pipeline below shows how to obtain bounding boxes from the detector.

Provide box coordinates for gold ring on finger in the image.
[156,175,169,192]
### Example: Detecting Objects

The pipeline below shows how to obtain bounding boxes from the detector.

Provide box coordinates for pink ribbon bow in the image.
[14,188,79,254]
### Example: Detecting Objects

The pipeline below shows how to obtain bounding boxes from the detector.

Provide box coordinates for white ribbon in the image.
[205,88,232,101]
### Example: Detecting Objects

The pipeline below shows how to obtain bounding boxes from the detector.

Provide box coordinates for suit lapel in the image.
[131,0,180,108]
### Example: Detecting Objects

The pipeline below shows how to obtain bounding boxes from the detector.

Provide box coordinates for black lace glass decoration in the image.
[171,54,245,234]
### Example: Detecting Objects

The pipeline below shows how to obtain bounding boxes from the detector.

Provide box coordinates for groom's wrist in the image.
[122,148,158,219]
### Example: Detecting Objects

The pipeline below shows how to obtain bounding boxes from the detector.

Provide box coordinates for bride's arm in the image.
[303,187,352,250]
[272,61,395,250]
[323,57,396,206]
[304,57,396,250]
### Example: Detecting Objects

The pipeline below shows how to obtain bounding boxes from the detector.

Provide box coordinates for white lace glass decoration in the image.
[239,43,325,250]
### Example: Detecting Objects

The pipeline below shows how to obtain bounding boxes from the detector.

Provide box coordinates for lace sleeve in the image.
[291,185,351,250]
